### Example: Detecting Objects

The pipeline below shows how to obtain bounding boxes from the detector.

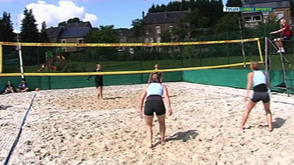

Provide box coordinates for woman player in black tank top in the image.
[148,64,164,83]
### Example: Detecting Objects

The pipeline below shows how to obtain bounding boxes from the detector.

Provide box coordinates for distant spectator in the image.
[17,79,29,92]
[5,81,15,94]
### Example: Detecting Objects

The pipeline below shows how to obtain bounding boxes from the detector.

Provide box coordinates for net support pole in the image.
[238,17,246,67]
[0,44,2,74]
[265,37,268,74]
[17,34,24,79]
[257,39,264,63]
[265,37,270,88]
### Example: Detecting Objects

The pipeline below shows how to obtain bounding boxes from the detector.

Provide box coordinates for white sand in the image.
[1,82,294,165]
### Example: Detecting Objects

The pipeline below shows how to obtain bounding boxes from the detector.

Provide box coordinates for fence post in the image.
[48,76,51,89]
[226,31,229,64]
[140,52,143,84]
[0,44,2,74]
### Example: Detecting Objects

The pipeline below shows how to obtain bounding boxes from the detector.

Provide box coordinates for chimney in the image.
[142,11,145,19]
[165,9,167,18]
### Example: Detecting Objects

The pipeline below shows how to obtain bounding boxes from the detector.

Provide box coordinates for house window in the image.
[263,12,269,16]
[252,16,261,21]
[149,37,154,43]
[118,47,123,52]
[244,15,261,22]
[61,39,66,43]
[156,26,161,34]
[169,26,173,33]
[129,48,134,54]
[156,37,161,43]
[77,39,83,43]
[275,11,284,21]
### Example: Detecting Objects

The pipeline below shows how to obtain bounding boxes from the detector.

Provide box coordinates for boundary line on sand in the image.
[3,93,37,165]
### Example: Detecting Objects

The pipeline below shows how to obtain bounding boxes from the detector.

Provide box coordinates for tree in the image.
[83,25,119,62]
[19,8,39,65]
[130,19,146,40]
[58,21,67,26]
[214,13,240,33]
[67,17,80,23]
[58,17,81,26]
[172,19,189,41]
[84,25,118,43]
[0,12,15,42]
[20,8,39,42]
[39,21,49,42]
[226,0,242,7]
[148,3,156,13]
[160,30,172,42]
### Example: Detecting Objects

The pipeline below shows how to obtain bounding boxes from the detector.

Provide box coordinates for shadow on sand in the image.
[273,117,286,128]
[103,97,123,100]
[254,117,286,130]
[153,130,198,148]
[0,105,13,110]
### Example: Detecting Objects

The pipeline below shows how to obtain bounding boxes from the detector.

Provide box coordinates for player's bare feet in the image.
[161,139,166,145]
[269,125,273,132]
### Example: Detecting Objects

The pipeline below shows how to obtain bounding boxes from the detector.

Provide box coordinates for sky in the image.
[0,0,228,32]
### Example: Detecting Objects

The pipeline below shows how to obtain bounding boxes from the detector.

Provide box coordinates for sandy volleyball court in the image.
[1,82,294,165]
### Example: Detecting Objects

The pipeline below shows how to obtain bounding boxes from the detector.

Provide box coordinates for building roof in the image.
[115,28,134,37]
[66,21,92,28]
[115,28,130,36]
[59,27,91,39]
[244,0,289,4]
[46,26,63,38]
[243,0,290,8]
[143,11,186,24]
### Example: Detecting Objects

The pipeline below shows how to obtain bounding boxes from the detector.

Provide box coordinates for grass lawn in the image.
[5,54,294,73]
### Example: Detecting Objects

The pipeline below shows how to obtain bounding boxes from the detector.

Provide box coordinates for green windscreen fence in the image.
[183,69,250,89]
[0,71,182,91]
[0,69,293,93]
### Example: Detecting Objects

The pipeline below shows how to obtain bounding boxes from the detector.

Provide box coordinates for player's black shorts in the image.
[282,35,292,41]
[144,95,165,116]
[251,91,270,103]
[95,81,103,87]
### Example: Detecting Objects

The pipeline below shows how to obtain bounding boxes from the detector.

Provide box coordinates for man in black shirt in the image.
[87,64,104,99]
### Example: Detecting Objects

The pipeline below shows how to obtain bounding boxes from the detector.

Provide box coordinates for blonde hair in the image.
[251,61,259,70]
[149,73,161,83]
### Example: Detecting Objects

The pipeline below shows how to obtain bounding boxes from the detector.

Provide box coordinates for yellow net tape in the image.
[0,61,263,77]
[0,44,2,73]
[0,38,259,47]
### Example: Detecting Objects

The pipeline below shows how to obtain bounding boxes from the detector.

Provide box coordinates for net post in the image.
[140,51,143,84]
[265,37,268,74]
[16,34,25,79]
[226,32,229,64]
[257,39,264,63]
[265,37,271,88]
[0,44,2,74]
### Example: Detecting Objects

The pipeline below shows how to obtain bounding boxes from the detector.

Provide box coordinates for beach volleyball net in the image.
[0,37,263,77]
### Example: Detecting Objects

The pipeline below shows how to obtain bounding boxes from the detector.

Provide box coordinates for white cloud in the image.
[16,0,98,31]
